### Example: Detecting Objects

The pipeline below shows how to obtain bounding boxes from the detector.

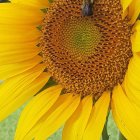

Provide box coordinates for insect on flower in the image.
[82,0,93,16]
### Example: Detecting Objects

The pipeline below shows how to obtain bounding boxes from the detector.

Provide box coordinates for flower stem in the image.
[119,132,127,140]
[102,113,109,140]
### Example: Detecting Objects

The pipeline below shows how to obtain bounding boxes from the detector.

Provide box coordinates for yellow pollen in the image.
[60,17,102,61]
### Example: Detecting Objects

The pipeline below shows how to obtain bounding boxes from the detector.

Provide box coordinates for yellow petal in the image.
[63,95,93,140]
[83,92,110,140]
[0,25,41,43]
[0,47,40,65]
[123,54,140,107]
[131,20,140,52]
[112,84,140,140]
[125,55,140,89]
[0,56,42,80]
[0,41,38,50]
[35,94,80,140]
[0,10,41,63]
[11,0,49,9]
[0,3,44,25]
[128,0,140,24]
[34,94,80,140]
[0,73,50,121]
[121,0,133,13]
[0,64,46,121]
[15,85,62,140]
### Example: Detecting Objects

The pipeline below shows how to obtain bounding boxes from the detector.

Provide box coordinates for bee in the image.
[82,0,94,16]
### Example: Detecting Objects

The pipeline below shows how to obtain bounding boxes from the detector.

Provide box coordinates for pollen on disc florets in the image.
[40,0,132,98]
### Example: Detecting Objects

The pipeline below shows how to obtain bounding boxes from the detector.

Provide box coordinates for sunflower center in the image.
[60,17,101,60]
[41,0,132,98]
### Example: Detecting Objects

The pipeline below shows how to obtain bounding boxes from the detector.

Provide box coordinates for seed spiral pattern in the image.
[41,0,132,98]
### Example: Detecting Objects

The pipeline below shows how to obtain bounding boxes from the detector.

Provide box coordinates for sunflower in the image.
[0,0,140,139]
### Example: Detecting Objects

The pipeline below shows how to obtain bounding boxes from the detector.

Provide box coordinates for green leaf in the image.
[119,132,127,140]
[102,112,110,140]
